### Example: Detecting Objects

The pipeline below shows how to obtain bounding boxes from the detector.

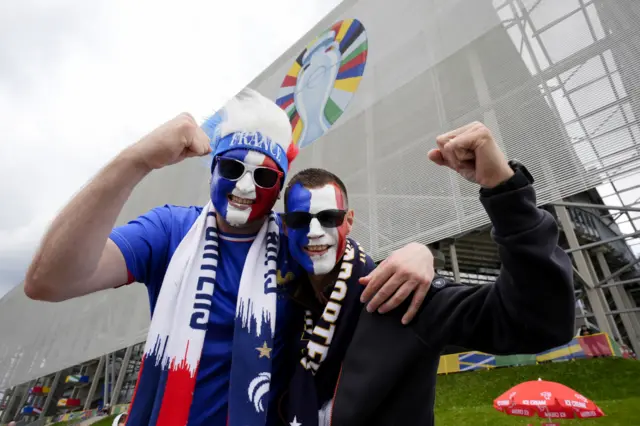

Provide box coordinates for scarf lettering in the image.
[300,244,355,374]
[190,225,218,330]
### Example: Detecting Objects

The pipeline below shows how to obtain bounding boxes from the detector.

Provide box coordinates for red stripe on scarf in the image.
[155,342,199,426]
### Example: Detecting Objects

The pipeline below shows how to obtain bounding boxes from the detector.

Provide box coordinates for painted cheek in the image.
[288,228,314,273]
[247,184,280,222]
[210,170,236,216]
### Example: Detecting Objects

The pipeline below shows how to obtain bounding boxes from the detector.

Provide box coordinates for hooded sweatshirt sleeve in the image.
[412,170,576,354]
[331,170,576,426]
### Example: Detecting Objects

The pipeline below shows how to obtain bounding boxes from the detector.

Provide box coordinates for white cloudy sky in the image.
[0,0,342,298]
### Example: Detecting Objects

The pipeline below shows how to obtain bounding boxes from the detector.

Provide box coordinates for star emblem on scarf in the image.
[256,341,272,358]
[290,416,302,426]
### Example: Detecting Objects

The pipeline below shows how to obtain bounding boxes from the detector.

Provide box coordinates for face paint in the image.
[286,182,349,275]
[210,149,281,227]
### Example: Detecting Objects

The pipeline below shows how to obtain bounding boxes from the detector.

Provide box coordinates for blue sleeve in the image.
[109,206,172,285]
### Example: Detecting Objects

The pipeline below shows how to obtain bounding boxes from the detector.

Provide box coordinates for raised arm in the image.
[415,121,574,351]
[331,124,574,426]
[24,113,211,302]
[416,174,575,353]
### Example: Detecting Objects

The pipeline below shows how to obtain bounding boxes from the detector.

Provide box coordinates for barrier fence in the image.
[437,333,635,375]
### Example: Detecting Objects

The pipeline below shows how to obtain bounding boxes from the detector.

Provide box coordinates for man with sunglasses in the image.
[24,89,435,426]
[280,122,575,426]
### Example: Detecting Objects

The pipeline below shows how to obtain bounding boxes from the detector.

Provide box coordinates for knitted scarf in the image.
[126,201,281,426]
[286,239,367,426]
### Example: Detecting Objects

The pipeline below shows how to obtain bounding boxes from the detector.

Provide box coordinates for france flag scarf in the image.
[126,201,281,426]
[287,239,367,426]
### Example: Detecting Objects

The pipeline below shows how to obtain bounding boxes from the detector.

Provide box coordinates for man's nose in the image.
[235,172,255,193]
[307,218,324,238]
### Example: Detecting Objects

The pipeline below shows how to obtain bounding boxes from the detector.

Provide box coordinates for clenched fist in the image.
[128,113,212,171]
[428,121,514,188]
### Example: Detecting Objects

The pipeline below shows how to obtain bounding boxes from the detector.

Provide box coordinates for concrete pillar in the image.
[39,371,61,420]
[585,255,623,341]
[111,355,116,403]
[14,380,36,419]
[1,386,22,423]
[449,243,461,283]
[112,346,133,406]
[554,205,613,335]
[619,286,640,333]
[0,390,10,413]
[84,357,105,411]
[104,354,110,407]
[596,252,640,354]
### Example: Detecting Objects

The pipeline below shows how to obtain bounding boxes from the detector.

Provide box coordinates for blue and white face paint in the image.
[285,182,349,275]
[210,148,281,227]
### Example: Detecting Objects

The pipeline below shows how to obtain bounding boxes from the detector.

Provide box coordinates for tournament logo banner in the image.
[276,19,368,149]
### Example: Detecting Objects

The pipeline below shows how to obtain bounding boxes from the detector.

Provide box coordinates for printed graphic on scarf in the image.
[287,239,373,426]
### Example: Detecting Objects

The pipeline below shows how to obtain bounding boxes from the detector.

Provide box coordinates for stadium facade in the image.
[2,0,640,422]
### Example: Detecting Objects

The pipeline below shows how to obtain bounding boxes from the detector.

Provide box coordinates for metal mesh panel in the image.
[2,0,640,391]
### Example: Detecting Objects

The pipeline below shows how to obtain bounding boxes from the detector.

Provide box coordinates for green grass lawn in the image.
[46,414,115,426]
[43,358,639,426]
[89,414,117,425]
[434,358,640,425]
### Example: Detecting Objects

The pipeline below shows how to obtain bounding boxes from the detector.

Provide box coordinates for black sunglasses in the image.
[215,156,283,189]
[282,209,347,229]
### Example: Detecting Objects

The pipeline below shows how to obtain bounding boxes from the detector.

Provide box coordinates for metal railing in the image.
[564,206,639,268]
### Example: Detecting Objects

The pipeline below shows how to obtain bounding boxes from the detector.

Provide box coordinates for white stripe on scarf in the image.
[142,200,279,380]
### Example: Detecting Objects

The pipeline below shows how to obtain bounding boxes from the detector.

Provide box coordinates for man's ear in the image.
[345,209,355,234]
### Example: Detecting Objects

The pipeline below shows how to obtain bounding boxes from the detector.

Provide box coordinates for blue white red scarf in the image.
[126,201,281,426]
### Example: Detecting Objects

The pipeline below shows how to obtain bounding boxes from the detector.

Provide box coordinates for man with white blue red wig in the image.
[24,88,435,426]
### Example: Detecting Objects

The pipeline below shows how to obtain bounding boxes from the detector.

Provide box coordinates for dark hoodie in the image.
[330,169,575,425]
[279,168,575,426]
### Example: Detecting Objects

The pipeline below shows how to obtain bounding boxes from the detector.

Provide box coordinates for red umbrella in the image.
[493,378,605,421]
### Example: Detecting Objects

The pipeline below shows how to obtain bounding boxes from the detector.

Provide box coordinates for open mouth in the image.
[304,244,331,256]
[228,195,254,209]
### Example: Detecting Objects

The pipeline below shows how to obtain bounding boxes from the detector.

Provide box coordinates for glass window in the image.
[619,187,640,206]
[570,77,617,116]
[592,127,633,158]
[524,24,550,71]
[625,238,640,246]
[581,105,624,139]
[566,121,586,142]
[528,0,580,29]
[585,4,606,40]
[603,194,623,207]
[613,174,640,192]
[611,72,627,98]
[540,11,594,63]
[618,221,635,235]
[552,89,577,122]
[573,141,598,166]
[597,183,616,197]
[560,56,605,92]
